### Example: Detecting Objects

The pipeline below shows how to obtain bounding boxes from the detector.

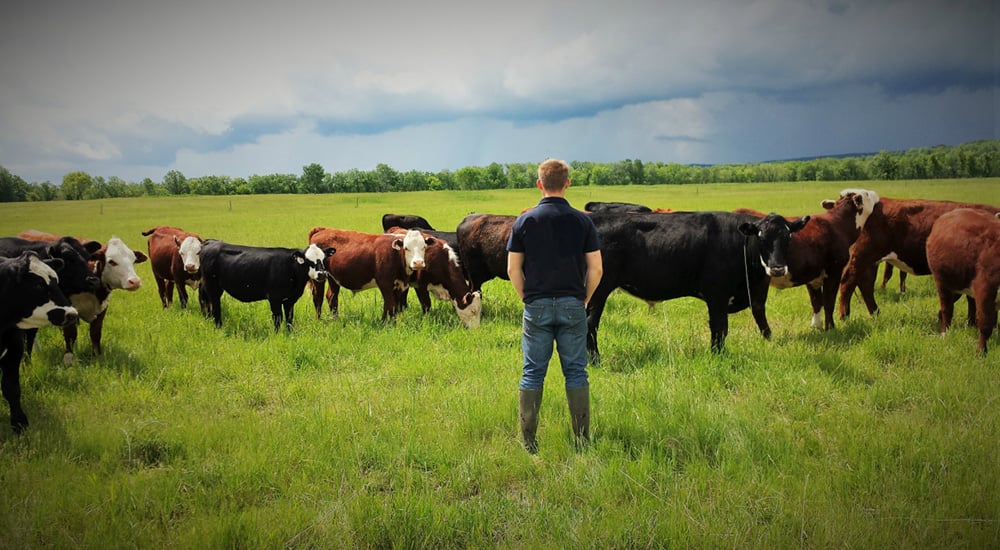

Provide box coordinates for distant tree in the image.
[163,170,188,194]
[300,163,327,194]
[0,166,29,202]
[61,171,93,200]
[871,151,899,180]
[455,166,486,190]
[374,163,400,192]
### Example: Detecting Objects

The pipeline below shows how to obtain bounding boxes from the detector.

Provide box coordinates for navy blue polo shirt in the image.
[507,196,601,304]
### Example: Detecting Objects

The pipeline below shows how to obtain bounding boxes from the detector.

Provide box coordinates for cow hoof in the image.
[11,417,28,435]
[63,352,75,366]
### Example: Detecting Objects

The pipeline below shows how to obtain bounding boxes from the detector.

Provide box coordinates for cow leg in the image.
[806,285,824,329]
[176,279,189,309]
[1,330,28,433]
[706,299,730,353]
[748,279,772,340]
[269,299,284,332]
[966,295,977,328]
[880,264,893,289]
[935,281,958,334]
[310,279,326,319]
[379,286,400,320]
[22,328,38,362]
[283,300,295,332]
[822,277,841,331]
[415,285,432,314]
[90,310,106,356]
[165,279,175,308]
[199,287,210,317]
[585,287,613,364]
[974,280,997,354]
[62,322,79,366]
[327,283,341,318]
[207,289,223,328]
[898,271,907,294]
[154,276,170,308]
[857,264,880,316]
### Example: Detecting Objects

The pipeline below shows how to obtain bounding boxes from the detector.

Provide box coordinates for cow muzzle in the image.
[184,263,198,274]
[49,306,79,327]
[766,266,788,278]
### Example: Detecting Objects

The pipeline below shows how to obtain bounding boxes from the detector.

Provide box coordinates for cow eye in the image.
[109,260,119,267]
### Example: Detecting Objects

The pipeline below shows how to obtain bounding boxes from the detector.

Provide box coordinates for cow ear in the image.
[392,238,404,251]
[174,235,182,247]
[821,199,835,210]
[851,193,864,210]
[292,251,306,264]
[44,258,65,272]
[133,250,149,264]
[83,241,103,254]
[790,215,810,233]
[90,250,106,263]
[324,247,336,258]
[424,237,435,246]
[738,222,760,237]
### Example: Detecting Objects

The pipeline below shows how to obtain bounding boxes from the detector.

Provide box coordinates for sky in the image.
[1,0,996,184]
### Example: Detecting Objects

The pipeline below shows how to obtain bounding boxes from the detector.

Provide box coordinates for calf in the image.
[385,227,482,328]
[307,227,433,321]
[0,252,78,432]
[587,210,808,359]
[381,214,435,232]
[142,226,205,310]
[199,240,335,331]
[926,209,1000,354]
[456,213,517,292]
[839,194,1000,320]
[738,189,877,330]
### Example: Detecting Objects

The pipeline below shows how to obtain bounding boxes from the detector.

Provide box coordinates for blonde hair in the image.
[537,158,570,192]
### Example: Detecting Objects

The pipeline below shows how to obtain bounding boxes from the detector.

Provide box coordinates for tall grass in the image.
[0,179,998,548]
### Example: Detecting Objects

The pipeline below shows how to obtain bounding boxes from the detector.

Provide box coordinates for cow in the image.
[142,226,205,310]
[736,189,877,330]
[838,193,1000,320]
[199,240,335,332]
[456,213,517,292]
[307,227,433,321]
[0,236,103,299]
[586,210,809,359]
[879,264,907,294]
[0,252,78,432]
[381,214,435,232]
[926,209,1000,354]
[584,201,653,214]
[18,229,99,249]
[385,227,482,328]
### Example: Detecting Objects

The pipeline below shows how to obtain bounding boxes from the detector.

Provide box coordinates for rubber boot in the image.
[518,388,543,454]
[566,385,590,449]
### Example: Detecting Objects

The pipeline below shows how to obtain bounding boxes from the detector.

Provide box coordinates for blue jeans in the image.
[519,296,589,391]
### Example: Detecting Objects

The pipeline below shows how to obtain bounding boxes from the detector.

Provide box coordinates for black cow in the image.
[0,252,79,432]
[381,214,435,232]
[200,241,335,331]
[0,236,102,298]
[587,210,809,359]
[455,213,516,292]
[584,201,653,214]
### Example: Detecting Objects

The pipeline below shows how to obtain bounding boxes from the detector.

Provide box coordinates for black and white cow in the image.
[586,210,809,359]
[199,241,335,331]
[0,236,102,298]
[0,252,79,432]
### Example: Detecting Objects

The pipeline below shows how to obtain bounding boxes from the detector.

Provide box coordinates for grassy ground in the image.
[0,179,998,548]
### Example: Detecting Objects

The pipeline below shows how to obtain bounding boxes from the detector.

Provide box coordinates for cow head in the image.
[175,235,203,274]
[452,290,483,329]
[297,244,336,281]
[393,229,434,273]
[47,237,102,295]
[738,213,809,278]
[92,237,146,291]
[7,252,79,329]
[839,188,879,230]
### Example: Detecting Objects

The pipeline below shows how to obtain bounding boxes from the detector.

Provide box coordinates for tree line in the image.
[2,140,999,203]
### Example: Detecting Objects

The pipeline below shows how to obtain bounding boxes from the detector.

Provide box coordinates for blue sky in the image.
[1,0,995,184]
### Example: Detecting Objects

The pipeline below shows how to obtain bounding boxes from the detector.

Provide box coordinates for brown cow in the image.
[385,227,482,328]
[838,192,1000,320]
[307,227,434,321]
[927,209,1000,354]
[738,189,877,330]
[455,213,517,293]
[142,226,204,310]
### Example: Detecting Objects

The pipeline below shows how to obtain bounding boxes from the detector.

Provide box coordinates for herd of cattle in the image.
[0,189,998,433]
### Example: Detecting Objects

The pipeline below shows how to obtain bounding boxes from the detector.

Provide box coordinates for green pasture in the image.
[0,179,998,548]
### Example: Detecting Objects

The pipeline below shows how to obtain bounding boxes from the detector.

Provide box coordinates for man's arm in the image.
[507,251,525,302]
[584,250,603,306]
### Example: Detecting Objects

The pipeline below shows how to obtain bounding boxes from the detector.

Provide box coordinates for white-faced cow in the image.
[0,252,78,432]
[381,214,435,232]
[308,227,437,321]
[385,227,482,328]
[142,226,205,310]
[926,209,1000,354]
[456,213,517,293]
[838,193,1000,321]
[199,241,334,332]
[586,210,809,359]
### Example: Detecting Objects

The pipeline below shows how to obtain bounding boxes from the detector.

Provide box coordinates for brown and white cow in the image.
[26,236,147,365]
[926,209,1000,354]
[737,189,877,330]
[307,227,433,321]
[385,227,482,328]
[142,226,204,310]
[838,192,1000,320]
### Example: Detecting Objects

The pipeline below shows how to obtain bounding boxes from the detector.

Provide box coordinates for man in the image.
[507,158,603,453]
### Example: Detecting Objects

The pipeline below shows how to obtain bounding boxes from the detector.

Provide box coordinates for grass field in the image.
[1,179,998,548]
